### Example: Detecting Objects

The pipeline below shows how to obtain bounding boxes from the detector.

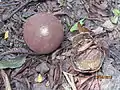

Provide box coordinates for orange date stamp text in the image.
[96,75,112,79]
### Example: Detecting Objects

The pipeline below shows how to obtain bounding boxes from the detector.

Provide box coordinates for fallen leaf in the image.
[112,9,120,16]
[0,55,26,69]
[1,48,29,56]
[4,31,9,40]
[102,19,115,29]
[77,22,89,32]
[110,16,119,24]
[35,74,43,83]
[110,9,120,24]
[70,18,85,32]
[72,33,93,51]
[72,48,104,73]
[92,26,104,34]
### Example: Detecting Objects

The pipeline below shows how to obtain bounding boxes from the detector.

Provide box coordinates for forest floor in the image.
[0,0,120,90]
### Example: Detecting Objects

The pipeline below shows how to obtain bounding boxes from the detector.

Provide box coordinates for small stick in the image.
[63,71,77,90]
[0,2,20,7]
[1,69,12,90]
[53,11,68,16]
[2,0,33,21]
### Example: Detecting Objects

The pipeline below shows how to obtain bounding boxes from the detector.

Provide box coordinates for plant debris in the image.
[0,0,120,90]
[4,31,9,40]
[110,9,120,24]
[0,55,26,69]
[70,18,85,32]
[35,74,43,83]
[71,32,105,73]
[1,69,11,90]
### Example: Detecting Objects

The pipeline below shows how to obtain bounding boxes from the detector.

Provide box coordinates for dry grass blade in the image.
[1,69,11,90]
[63,71,77,90]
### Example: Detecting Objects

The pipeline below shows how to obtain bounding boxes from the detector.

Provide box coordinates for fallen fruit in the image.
[23,12,64,54]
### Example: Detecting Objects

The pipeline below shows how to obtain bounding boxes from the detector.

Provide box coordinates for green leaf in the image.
[70,18,85,32]
[0,55,26,69]
[112,9,120,16]
[110,16,119,24]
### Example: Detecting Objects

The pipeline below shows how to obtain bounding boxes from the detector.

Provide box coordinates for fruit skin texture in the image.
[23,13,64,54]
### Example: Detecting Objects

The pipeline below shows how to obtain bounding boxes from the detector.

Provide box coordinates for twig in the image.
[0,48,40,56]
[63,71,77,90]
[1,69,12,90]
[87,76,95,90]
[53,11,68,16]
[2,0,33,21]
[0,2,20,7]
[80,74,95,87]
[52,64,62,90]
[78,41,93,52]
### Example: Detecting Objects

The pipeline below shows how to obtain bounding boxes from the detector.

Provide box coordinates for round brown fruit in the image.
[23,12,64,54]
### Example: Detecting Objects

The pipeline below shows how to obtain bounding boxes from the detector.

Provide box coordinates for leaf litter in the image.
[0,55,26,69]
[0,0,120,90]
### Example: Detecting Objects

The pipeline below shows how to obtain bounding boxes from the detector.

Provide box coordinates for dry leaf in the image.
[77,22,89,32]
[110,16,119,24]
[35,74,43,83]
[72,48,104,73]
[4,31,9,40]
[112,9,120,16]
[102,19,115,29]
[0,55,26,69]
[92,26,104,34]
[70,18,85,32]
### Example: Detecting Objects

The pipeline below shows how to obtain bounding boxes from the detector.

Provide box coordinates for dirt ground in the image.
[0,0,120,90]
